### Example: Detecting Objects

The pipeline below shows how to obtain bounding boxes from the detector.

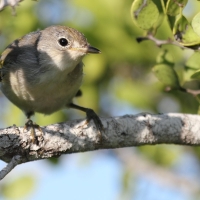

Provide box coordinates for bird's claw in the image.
[84,108,104,142]
[23,119,43,144]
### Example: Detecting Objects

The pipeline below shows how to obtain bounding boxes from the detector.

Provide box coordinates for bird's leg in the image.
[69,103,104,142]
[24,111,43,144]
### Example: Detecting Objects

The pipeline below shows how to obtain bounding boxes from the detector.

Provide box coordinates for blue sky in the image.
[0,151,121,200]
[0,148,199,200]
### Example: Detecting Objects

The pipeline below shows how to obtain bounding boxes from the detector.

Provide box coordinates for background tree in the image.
[1,0,200,199]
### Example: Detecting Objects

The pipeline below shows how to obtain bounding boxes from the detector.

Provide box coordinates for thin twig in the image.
[165,86,200,97]
[137,33,200,51]
[173,0,186,8]
[136,34,185,49]
[0,155,22,180]
[185,88,200,96]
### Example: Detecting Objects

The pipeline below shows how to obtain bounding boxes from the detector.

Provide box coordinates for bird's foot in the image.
[69,103,104,143]
[83,108,104,143]
[23,119,43,144]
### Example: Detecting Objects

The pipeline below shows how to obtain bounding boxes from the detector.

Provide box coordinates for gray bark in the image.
[0,112,200,164]
[1,112,200,179]
[0,0,22,12]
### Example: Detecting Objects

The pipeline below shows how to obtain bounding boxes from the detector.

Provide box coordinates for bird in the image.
[0,25,103,142]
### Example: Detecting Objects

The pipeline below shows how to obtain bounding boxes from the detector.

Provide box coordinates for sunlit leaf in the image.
[131,0,159,30]
[152,63,181,89]
[184,52,200,81]
[192,12,200,37]
[151,0,165,33]
[173,14,200,46]
[156,49,174,66]
[191,69,200,80]
[166,0,188,16]
[186,52,200,70]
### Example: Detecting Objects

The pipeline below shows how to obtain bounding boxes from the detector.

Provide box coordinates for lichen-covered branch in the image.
[0,0,22,14]
[0,113,200,165]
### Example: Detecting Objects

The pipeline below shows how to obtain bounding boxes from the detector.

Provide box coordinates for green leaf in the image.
[186,52,200,70]
[156,49,174,66]
[151,0,165,33]
[184,52,200,81]
[131,0,159,30]
[173,15,200,46]
[191,69,200,80]
[192,12,200,37]
[166,0,188,16]
[152,63,181,89]
[167,15,176,31]
[154,50,181,89]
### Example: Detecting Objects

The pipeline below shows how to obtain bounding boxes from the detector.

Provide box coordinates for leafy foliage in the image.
[131,0,200,109]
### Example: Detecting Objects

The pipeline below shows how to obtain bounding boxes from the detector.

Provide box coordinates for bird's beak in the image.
[86,45,101,54]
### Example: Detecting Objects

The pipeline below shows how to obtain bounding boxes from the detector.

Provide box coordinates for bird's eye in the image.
[58,38,69,47]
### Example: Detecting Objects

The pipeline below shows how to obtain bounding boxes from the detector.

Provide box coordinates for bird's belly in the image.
[29,77,82,114]
[1,64,83,115]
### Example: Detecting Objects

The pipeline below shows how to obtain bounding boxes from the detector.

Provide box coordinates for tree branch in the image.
[136,34,185,48]
[0,155,22,180]
[0,0,22,14]
[1,112,200,178]
[136,34,200,50]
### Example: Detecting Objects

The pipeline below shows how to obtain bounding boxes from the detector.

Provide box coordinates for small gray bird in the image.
[0,25,103,137]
